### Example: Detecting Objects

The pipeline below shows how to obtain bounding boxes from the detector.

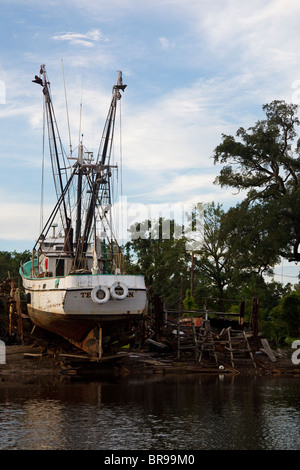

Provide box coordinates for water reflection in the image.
[0,374,299,450]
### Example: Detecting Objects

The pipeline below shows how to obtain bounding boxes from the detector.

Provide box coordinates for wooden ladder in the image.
[198,326,218,365]
[225,328,256,369]
[177,318,198,360]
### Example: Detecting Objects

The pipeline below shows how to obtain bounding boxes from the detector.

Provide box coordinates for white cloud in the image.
[156,173,216,196]
[51,29,109,47]
[199,0,300,73]
[0,203,42,241]
[159,37,175,50]
[121,73,263,175]
[145,171,247,209]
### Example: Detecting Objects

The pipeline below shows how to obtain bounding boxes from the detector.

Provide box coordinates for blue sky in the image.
[1,0,300,283]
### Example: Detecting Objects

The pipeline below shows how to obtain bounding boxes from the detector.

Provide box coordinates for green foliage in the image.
[221,201,283,279]
[0,250,30,281]
[281,292,300,337]
[193,202,235,307]
[213,100,300,198]
[262,289,300,345]
[211,99,300,341]
[124,218,191,307]
[213,100,300,261]
[183,289,198,311]
[262,304,288,346]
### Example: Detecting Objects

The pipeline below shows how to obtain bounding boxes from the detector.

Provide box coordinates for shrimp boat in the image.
[20,65,148,357]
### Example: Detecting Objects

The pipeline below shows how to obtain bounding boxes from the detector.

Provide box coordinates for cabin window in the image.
[56,259,65,277]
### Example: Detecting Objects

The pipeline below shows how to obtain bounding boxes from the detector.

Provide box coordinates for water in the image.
[0,373,299,450]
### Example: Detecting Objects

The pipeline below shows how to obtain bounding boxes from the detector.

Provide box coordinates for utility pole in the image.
[190,252,194,297]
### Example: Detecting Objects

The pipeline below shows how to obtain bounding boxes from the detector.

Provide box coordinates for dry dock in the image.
[0,280,299,381]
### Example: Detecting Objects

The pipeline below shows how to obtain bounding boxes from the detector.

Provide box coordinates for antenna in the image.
[61,59,72,156]
[78,102,82,146]
[78,72,84,149]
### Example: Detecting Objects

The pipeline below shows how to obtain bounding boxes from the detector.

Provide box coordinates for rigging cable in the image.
[40,97,46,234]
[119,98,123,199]
[119,98,124,271]
[61,59,72,156]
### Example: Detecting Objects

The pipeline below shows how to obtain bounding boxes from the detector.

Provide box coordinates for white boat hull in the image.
[21,273,148,350]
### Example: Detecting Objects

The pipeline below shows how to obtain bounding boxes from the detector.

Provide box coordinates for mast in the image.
[32,66,126,272]
[32,65,73,256]
[97,71,127,166]
[73,141,84,270]
[73,71,126,270]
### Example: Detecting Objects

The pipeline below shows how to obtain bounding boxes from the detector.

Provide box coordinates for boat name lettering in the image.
[80,291,134,298]
[80,292,91,298]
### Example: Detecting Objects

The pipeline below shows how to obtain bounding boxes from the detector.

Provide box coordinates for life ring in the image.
[110,282,128,300]
[91,285,110,304]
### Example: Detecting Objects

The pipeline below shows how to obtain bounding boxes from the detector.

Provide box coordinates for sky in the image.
[0,0,300,284]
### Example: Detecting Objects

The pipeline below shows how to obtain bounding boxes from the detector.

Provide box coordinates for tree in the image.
[213,100,300,261]
[220,200,283,281]
[264,289,300,345]
[194,202,235,309]
[183,289,197,311]
[281,292,300,337]
[0,250,30,281]
[192,202,282,311]
[124,218,190,307]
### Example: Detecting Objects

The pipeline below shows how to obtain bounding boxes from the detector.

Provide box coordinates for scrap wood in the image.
[260,338,277,363]
[270,366,300,376]
[275,348,287,358]
[255,359,273,371]
[23,353,45,358]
